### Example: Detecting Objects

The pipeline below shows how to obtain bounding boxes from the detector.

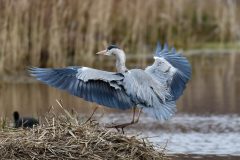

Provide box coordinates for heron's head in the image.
[96,45,122,56]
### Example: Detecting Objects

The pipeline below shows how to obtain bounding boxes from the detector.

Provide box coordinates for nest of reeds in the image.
[0,101,165,160]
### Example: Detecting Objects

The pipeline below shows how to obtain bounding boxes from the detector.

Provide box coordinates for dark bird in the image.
[29,43,191,128]
[13,111,39,128]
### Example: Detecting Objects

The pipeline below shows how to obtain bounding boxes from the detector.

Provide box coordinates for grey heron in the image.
[13,111,39,128]
[29,43,191,128]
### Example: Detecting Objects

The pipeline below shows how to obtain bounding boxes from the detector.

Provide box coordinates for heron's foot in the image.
[106,108,142,134]
[106,121,137,134]
[106,122,133,129]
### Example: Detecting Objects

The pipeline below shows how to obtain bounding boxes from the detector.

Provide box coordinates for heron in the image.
[29,43,191,129]
[13,111,39,128]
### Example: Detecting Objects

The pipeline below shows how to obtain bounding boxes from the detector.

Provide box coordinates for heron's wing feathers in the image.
[123,69,176,120]
[124,69,171,105]
[141,101,176,121]
[145,43,191,100]
[29,67,133,109]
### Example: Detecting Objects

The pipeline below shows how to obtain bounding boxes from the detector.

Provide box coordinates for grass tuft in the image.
[0,100,165,159]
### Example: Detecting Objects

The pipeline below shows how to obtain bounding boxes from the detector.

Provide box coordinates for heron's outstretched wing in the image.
[29,67,134,109]
[145,43,191,101]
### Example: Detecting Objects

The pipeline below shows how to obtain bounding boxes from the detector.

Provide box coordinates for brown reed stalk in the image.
[0,0,239,74]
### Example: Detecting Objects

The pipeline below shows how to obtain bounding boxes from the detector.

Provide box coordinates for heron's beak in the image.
[96,50,107,55]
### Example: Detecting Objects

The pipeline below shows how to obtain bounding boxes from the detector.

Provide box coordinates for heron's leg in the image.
[131,107,136,123]
[106,107,140,133]
[83,106,98,124]
[134,108,143,123]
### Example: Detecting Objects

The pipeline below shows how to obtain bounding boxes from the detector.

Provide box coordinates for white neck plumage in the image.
[114,49,128,73]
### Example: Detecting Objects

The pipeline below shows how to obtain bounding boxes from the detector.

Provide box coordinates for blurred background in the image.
[0,0,240,159]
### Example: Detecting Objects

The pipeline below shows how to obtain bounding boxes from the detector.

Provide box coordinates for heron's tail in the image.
[141,101,176,121]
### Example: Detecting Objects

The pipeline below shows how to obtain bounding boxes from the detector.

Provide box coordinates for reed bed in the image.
[0,0,239,74]
[0,101,165,160]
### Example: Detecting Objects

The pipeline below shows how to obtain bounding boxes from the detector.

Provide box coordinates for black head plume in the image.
[107,45,119,51]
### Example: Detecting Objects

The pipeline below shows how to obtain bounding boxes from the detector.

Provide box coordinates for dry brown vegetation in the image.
[0,0,239,74]
[0,103,165,160]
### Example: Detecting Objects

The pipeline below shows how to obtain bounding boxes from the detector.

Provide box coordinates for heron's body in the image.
[30,43,191,121]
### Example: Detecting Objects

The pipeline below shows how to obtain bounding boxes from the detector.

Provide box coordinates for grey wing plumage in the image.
[145,43,191,101]
[29,67,134,109]
[122,69,176,121]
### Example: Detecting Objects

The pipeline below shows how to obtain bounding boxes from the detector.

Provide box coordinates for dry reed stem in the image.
[0,0,239,74]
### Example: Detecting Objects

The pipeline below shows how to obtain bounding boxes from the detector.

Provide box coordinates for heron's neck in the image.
[115,50,128,73]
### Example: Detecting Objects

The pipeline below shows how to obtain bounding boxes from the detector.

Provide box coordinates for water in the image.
[143,115,240,155]
[1,51,240,159]
[100,114,240,159]
[1,51,240,116]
